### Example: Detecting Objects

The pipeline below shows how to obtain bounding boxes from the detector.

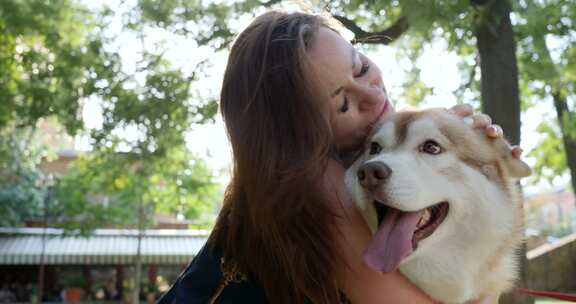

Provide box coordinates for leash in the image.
[513,287,576,302]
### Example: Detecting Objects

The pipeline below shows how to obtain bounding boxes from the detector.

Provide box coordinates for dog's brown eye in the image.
[369,142,382,155]
[420,140,443,155]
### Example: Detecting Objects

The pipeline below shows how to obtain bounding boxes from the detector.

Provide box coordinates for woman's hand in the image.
[449,104,523,159]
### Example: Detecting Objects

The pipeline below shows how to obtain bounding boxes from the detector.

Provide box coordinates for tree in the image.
[0,127,48,226]
[516,0,576,195]
[0,0,100,132]
[1,1,221,301]
[0,0,98,228]
[0,0,106,228]
[474,0,521,145]
[0,0,220,229]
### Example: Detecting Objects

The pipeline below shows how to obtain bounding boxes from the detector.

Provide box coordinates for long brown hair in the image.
[209,11,343,303]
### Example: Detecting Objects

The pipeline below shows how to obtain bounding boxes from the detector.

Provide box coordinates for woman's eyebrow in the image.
[330,47,358,98]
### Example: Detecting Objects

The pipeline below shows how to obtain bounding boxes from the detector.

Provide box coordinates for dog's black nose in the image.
[357,161,392,190]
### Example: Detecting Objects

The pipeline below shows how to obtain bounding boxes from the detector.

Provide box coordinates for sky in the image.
[77,0,569,194]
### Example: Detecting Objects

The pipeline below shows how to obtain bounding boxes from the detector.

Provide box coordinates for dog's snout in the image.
[357,162,392,190]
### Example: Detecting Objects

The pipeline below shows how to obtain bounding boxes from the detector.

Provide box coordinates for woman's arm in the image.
[324,159,437,304]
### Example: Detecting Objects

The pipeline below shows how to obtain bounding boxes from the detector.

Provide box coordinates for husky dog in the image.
[345,108,531,303]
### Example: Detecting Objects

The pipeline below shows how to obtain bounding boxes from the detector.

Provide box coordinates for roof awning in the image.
[0,228,207,265]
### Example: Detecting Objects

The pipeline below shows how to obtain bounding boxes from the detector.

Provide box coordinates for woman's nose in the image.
[356,83,384,111]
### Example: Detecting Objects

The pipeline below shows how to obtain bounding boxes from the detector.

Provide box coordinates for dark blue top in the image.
[157,244,268,304]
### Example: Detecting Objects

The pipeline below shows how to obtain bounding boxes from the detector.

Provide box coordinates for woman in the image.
[159,11,513,303]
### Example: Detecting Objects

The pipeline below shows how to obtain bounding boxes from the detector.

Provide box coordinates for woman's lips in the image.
[374,95,391,124]
[378,98,390,120]
[365,98,390,135]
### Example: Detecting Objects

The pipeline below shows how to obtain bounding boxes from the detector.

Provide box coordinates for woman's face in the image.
[307,27,394,152]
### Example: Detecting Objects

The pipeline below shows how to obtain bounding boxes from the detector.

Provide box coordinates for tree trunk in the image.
[553,91,576,194]
[476,0,521,145]
[134,196,144,304]
[36,188,50,303]
[475,1,531,303]
[37,229,46,303]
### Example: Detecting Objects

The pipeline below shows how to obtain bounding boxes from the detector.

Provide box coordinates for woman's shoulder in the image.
[157,244,267,304]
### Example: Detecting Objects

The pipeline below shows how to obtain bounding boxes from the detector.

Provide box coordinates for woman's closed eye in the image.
[339,52,371,113]
[339,62,369,113]
[355,62,370,78]
[339,97,349,113]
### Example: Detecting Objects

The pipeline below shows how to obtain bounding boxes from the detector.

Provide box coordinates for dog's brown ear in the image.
[493,138,532,178]
[504,157,532,178]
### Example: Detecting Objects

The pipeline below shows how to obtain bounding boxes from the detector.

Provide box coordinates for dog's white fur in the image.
[345,108,531,303]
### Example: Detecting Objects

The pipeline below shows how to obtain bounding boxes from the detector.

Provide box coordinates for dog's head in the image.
[345,108,530,273]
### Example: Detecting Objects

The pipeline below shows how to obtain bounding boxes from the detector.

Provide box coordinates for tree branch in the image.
[552,90,576,196]
[332,15,410,45]
[470,0,490,6]
[260,0,283,7]
[457,54,479,94]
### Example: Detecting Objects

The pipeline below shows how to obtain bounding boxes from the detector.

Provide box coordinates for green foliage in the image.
[87,50,219,153]
[51,145,219,233]
[515,0,576,188]
[60,271,86,288]
[0,0,101,133]
[0,0,221,231]
[135,0,267,50]
[321,0,501,110]
[394,40,432,106]
[51,152,138,233]
[528,121,567,185]
[0,126,48,226]
[72,39,221,232]
[147,151,221,227]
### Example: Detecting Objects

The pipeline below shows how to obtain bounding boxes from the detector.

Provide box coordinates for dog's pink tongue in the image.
[364,209,424,273]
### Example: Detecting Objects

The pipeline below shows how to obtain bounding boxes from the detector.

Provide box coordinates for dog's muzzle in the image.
[357,161,392,191]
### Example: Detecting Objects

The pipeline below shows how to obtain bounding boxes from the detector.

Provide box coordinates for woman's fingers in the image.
[453,107,501,138]
[450,105,492,129]
[485,124,503,138]
[473,114,492,128]
[449,104,474,117]
[511,146,523,159]
[450,104,524,160]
